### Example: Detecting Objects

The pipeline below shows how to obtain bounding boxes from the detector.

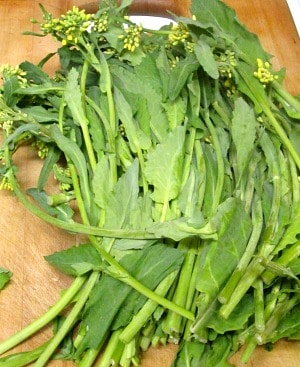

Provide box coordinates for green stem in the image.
[85,95,115,154]
[119,271,178,344]
[240,338,257,364]
[238,65,300,170]
[218,195,263,304]
[0,340,49,367]
[91,237,194,321]
[77,348,102,367]
[162,250,196,340]
[0,276,86,355]
[262,240,300,285]
[34,271,99,367]
[79,59,97,172]
[265,107,300,170]
[257,291,299,345]
[273,80,300,112]
[253,279,265,333]
[219,258,265,320]
[97,330,124,367]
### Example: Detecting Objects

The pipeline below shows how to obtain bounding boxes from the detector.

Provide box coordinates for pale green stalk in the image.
[0,276,86,355]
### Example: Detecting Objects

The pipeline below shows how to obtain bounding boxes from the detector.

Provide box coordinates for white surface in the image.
[129,16,174,29]
[286,0,300,37]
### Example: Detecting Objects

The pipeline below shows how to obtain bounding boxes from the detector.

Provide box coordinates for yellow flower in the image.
[254,58,278,85]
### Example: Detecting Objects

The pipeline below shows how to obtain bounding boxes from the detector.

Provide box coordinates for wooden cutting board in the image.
[0,1,300,366]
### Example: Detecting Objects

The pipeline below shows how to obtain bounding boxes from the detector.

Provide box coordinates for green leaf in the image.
[0,268,12,291]
[207,294,254,334]
[114,87,151,153]
[103,159,140,229]
[162,95,188,130]
[49,125,91,211]
[64,68,88,127]
[21,106,59,123]
[231,97,257,181]
[168,53,199,101]
[45,244,102,276]
[196,198,252,300]
[75,244,184,355]
[20,61,51,84]
[148,216,218,242]
[171,340,205,367]
[144,125,186,204]
[275,202,300,252]
[269,303,300,343]
[200,335,233,367]
[37,146,61,191]
[3,76,20,107]
[111,243,184,329]
[194,38,219,79]
[92,155,113,210]
[189,0,270,65]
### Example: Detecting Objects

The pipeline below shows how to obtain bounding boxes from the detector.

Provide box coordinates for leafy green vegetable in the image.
[1,0,300,366]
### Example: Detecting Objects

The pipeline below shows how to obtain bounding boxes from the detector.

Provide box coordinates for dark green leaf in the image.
[37,145,61,191]
[21,106,59,123]
[171,340,205,367]
[196,198,252,300]
[45,243,103,276]
[194,39,219,79]
[207,294,254,333]
[75,243,184,355]
[189,0,270,65]
[168,54,199,101]
[231,97,257,181]
[49,125,91,211]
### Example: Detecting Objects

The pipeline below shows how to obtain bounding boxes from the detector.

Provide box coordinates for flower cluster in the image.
[215,50,238,96]
[32,140,49,159]
[0,175,13,191]
[119,23,143,52]
[168,23,189,45]
[53,164,73,192]
[254,58,278,85]
[216,50,237,79]
[167,22,194,52]
[94,11,109,33]
[0,64,27,87]
[41,6,93,46]
[0,96,31,136]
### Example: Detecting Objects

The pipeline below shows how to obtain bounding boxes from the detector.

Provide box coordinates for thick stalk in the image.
[97,330,123,367]
[253,279,265,333]
[119,270,178,344]
[162,250,196,340]
[0,340,49,367]
[79,58,97,171]
[34,272,99,367]
[238,66,300,170]
[0,276,86,355]
[218,195,263,304]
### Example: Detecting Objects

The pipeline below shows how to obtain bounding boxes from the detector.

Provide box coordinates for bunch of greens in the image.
[1,0,300,366]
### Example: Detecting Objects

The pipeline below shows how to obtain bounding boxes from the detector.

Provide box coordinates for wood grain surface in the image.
[0,1,300,367]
